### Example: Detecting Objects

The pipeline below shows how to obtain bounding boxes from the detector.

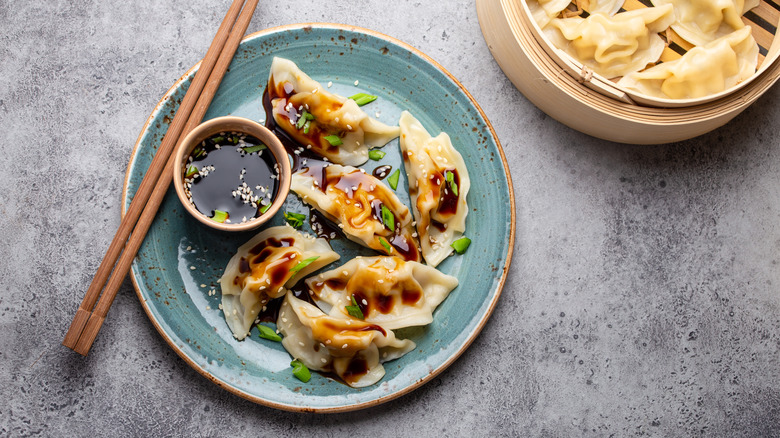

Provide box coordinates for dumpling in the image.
[528,0,572,28]
[543,5,675,79]
[307,256,459,329]
[650,0,759,46]
[617,27,758,99]
[291,163,421,262]
[219,225,339,340]
[584,0,625,16]
[277,291,415,387]
[266,57,399,166]
[399,112,469,267]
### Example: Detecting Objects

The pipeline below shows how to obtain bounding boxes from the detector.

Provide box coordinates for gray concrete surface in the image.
[2,0,780,436]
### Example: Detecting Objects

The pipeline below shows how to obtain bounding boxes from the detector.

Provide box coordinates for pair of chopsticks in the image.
[63,0,260,356]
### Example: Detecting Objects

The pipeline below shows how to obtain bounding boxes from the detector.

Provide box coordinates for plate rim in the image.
[122,22,516,413]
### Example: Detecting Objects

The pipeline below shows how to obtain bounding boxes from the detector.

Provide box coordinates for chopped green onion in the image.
[212,136,225,144]
[345,295,364,320]
[451,237,471,254]
[242,143,266,154]
[379,237,392,253]
[387,169,400,190]
[303,120,311,134]
[284,211,306,228]
[324,135,342,146]
[290,256,320,274]
[192,146,206,159]
[185,165,199,178]
[296,110,313,129]
[259,203,272,214]
[380,204,395,232]
[290,360,311,382]
[349,93,378,106]
[231,136,239,144]
[258,324,282,342]
[212,210,228,223]
[445,170,459,196]
[368,150,386,161]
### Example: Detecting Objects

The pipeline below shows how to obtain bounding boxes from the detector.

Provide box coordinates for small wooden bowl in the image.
[172,116,291,232]
[477,0,780,144]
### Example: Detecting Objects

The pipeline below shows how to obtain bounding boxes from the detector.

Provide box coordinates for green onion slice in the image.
[192,146,206,159]
[290,256,320,274]
[368,150,386,161]
[259,202,272,214]
[445,170,459,196]
[185,165,199,178]
[212,210,228,223]
[380,204,395,232]
[290,360,311,382]
[303,120,311,134]
[242,144,266,154]
[212,136,225,144]
[284,211,306,228]
[387,169,400,190]
[349,93,378,106]
[296,109,313,129]
[345,295,365,320]
[451,236,471,254]
[324,135,343,146]
[379,237,392,253]
[258,324,282,342]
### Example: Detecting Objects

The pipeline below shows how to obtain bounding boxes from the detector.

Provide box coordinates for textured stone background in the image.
[2,0,780,436]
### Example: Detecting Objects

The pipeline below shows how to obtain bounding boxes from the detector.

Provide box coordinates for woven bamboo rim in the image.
[477,0,780,143]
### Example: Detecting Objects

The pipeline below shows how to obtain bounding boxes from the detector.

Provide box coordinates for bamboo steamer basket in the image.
[476,0,780,144]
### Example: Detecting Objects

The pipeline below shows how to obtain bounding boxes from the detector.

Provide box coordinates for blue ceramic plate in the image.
[124,23,514,412]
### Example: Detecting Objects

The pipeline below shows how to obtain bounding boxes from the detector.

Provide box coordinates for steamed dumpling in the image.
[584,0,625,16]
[267,57,399,166]
[543,5,675,79]
[528,0,573,28]
[291,164,421,262]
[617,26,758,99]
[219,225,339,340]
[307,256,458,329]
[399,112,469,267]
[650,0,759,46]
[277,291,415,387]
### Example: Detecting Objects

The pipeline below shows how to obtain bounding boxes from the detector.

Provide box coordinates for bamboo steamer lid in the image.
[476,0,780,144]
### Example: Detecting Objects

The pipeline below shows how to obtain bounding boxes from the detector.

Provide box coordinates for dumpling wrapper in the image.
[307,256,459,330]
[267,57,399,166]
[528,0,573,28]
[617,26,758,100]
[219,225,339,340]
[399,111,469,267]
[650,0,759,46]
[277,291,416,388]
[543,5,675,79]
[291,163,421,262]
[583,0,626,16]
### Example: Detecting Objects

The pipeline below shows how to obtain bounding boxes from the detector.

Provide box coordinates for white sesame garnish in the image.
[327,81,333,88]
[354,80,359,86]
[190,266,196,270]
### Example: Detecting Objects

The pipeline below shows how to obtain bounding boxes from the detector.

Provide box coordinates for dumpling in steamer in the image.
[277,292,416,388]
[650,0,759,46]
[291,164,421,262]
[542,5,675,79]
[307,256,459,329]
[527,0,573,28]
[399,112,469,267]
[583,0,626,16]
[617,27,759,99]
[219,225,339,340]
[266,57,399,166]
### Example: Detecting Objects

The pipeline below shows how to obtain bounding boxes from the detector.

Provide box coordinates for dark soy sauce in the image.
[372,165,392,180]
[185,132,279,223]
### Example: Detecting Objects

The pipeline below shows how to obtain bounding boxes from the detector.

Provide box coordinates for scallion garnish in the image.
[259,202,272,214]
[284,211,306,228]
[185,165,199,178]
[290,256,320,274]
[387,169,400,190]
[445,170,459,196]
[349,93,378,106]
[258,324,282,342]
[290,360,311,382]
[345,295,364,320]
[368,150,386,161]
[192,146,206,159]
[379,237,392,253]
[231,136,239,144]
[451,236,471,254]
[242,143,266,154]
[324,135,343,146]
[212,210,228,223]
[212,136,225,144]
[380,204,395,232]
[303,120,311,134]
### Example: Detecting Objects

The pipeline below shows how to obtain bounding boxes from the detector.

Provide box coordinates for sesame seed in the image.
[206,306,211,310]
[327,81,333,88]
[190,266,196,270]
[362,299,368,305]
[321,358,328,364]
[354,80,359,85]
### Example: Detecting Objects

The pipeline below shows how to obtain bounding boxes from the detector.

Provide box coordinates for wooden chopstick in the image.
[64,0,259,355]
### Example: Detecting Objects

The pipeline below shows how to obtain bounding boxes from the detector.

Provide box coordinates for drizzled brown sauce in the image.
[231,237,299,298]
